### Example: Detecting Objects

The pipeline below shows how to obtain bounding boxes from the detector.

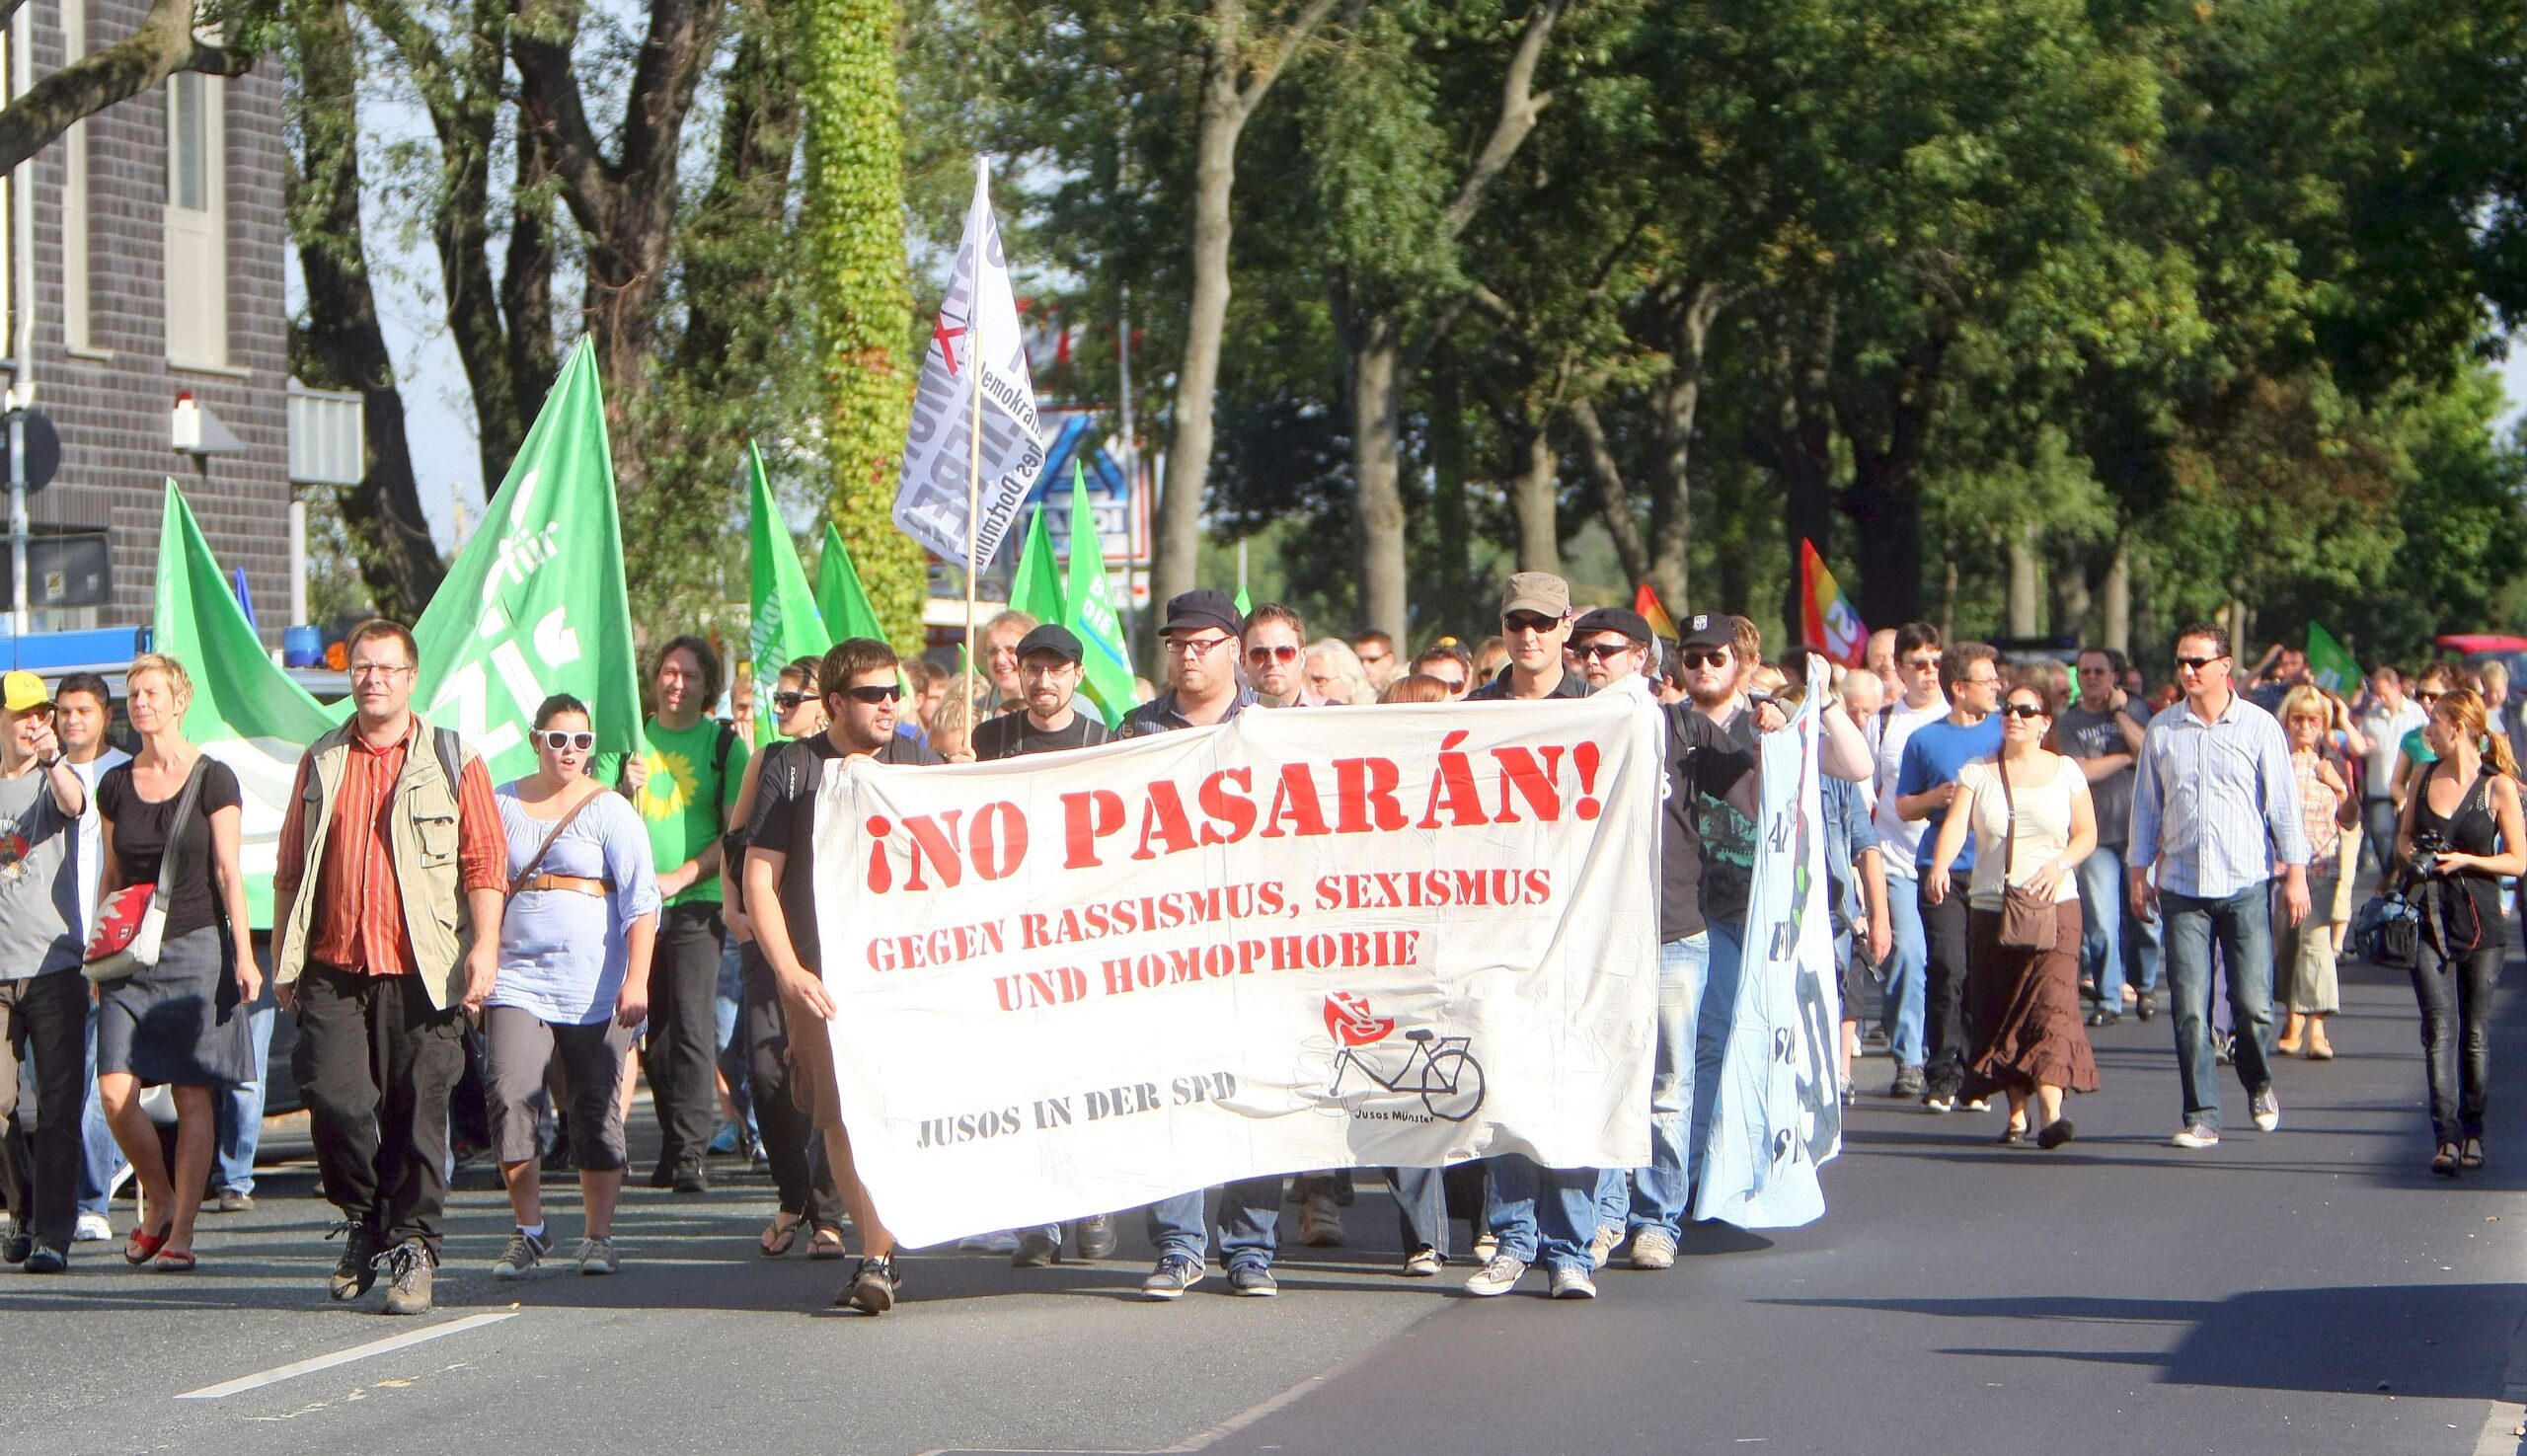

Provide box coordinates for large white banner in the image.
[811,686,1664,1250]
[1696,657,1843,1228]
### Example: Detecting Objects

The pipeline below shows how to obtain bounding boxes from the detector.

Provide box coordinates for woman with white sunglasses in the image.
[481,694,659,1278]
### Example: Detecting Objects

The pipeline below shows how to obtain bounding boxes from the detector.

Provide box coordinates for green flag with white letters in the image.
[2307,622,2362,698]
[153,480,337,926]
[746,442,832,745]
[1063,464,1136,727]
[415,337,647,785]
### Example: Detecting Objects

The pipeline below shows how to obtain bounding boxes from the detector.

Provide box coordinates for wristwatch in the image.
[38,753,60,771]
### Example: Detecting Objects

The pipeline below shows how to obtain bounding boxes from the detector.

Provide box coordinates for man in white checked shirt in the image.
[2129,622,2311,1151]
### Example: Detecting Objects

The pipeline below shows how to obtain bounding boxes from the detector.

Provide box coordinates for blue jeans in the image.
[1386,1167,1450,1258]
[1483,1154,1596,1271]
[2161,884,2277,1129]
[1690,920,1749,1186]
[2077,847,2125,1004]
[78,1003,126,1218]
[2124,879,2165,994]
[1627,933,1707,1241]
[213,996,277,1195]
[1880,874,1928,1066]
[2363,798,2402,881]
[1144,1176,1283,1269]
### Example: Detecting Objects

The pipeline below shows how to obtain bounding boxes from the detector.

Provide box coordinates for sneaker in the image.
[1470,1232,1499,1264]
[73,1212,112,1244]
[575,1236,619,1275]
[1889,1065,1926,1099]
[845,1254,899,1314]
[1924,1093,1955,1113]
[1629,1228,1677,1271]
[24,1245,66,1273]
[377,1241,435,1316]
[1228,1263,1278,1297]
[1550,1264,1598,1299]
[328,1220,381,1302]
[1011,1229,1061,1268]
[492,1227,551,1280]
[1401,1246,1444,1277]
[2170,1123,2221,1149]
[1962,1098,1991,1112]
[1298,1191,1345,1248]
[1587,1224,1622,1269]
[1140,1253,1204,1300]
[1464,1252,1530,1297]
[213,1189,255,1214]
[2251,1087,2280,1133]
[1072,1213,1117,1261]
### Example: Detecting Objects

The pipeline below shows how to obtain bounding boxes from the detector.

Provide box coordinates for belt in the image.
[519,874,611,897]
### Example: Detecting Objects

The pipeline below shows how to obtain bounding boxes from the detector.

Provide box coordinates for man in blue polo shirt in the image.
[1894,643,2005,1111]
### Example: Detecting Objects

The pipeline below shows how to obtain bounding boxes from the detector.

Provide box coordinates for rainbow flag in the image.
[1634,582,1679,642]
[1799,539,1868,667]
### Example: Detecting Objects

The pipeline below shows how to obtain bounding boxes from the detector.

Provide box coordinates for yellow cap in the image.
[1,670,49,715]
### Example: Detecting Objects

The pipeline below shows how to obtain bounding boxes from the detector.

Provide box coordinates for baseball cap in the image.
[1679,614,1735,651]
[1015,623,1085,664]
[1162,589,1243,640]
[1571,606,1652,645]
[1499,572,1571,620]
[1,670,49,715]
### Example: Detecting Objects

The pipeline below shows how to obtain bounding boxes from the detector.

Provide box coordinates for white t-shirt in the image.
[67,745,129,939]
[2357,699,2424,799]
[1956,755,2087,910]
[1870,697,1949,880]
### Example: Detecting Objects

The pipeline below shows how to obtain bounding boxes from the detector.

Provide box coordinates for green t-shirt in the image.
[636,715,749,906]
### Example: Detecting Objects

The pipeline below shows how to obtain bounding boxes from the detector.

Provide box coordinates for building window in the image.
[164,72,227,367]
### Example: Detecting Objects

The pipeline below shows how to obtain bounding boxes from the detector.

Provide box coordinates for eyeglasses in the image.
[843,684,903,705]
[1679,649,1729,669]
[1167,636,1233,657]
[348,662,413,680]
[2175,654,2229,673]
[771,691,813,712]
[1903,654,1943,671]
[1246,644,1299,666]
[1428,676,1468,693]
[2000,703,2047,721]
[1575,642,1640,662]
[537,729,596,752]
[1358,650,1392,665]
[1502,613,1561,636]
[2416,690,2445,706]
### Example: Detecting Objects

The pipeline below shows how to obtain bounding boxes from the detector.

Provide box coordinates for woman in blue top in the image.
[482,695,659,1278]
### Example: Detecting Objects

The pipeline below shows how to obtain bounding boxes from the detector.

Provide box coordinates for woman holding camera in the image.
[2396,686,2522,1178]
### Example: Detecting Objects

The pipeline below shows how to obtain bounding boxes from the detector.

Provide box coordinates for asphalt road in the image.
[4,944,2520,1456]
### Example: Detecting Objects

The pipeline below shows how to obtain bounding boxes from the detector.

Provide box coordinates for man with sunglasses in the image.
[1241,604,1330,710]
[1468,574,1586,702]
[745,638,941,1314]
[1351,630,1401,692]
[1893,641,2006,1111]
[1410,641,1476,701]
[1869,623,1950,1098]
[2129,623,2310,1150]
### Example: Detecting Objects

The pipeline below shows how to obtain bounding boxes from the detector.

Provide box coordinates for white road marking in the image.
[175,1312,518,1400]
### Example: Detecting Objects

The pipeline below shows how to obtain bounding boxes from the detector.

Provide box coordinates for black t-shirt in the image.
[746,733,941,971]
[1685,708,1761,929]
[98,758,243,941]
[1659,706,1758,942]
[972,709,1111,762]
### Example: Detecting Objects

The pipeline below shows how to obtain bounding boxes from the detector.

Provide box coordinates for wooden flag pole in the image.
[963,313,984,719]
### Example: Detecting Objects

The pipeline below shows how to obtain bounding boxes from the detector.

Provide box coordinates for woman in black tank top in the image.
[2396,687,2524,1178]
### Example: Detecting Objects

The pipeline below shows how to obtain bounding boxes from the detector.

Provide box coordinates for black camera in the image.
[2411,828,2450,878]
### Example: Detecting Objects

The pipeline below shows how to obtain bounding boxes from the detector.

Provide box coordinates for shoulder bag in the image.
[83,758,210,982]
[1994,756,2059,954]
[506,787,608,899]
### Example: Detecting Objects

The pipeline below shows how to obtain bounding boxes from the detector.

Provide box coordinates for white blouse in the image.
[1956,754,2087,911]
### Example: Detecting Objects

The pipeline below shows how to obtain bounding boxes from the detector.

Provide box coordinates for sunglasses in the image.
[1502,613,1561,635]
[2175,654,2229,672]
[2416,690,2445,705]
[771,691,814,712]
[1999,703,2047,721]
[1679,649,1729,669]
[1247,645,1299,665]
[1428,676,1468,693]
[1575,642,1640,662]
[538,730,596,752]
[1904,655,1943,670]
[843,684,903,705]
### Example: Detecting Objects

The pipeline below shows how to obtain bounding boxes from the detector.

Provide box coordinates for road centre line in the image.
[175,1311,518,1401]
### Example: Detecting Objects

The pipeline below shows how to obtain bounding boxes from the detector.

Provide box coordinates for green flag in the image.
[1234,585,1253,617]
[153,480,337,926]
[415,337,647,786]
[1009,503,1066,627]
[1063,464,1137,726]
[2307,622,2361,696]
[815,521,887,644]
[745,442,833,745]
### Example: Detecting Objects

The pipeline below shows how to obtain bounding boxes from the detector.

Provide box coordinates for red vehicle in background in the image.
[2434,634,2527,688]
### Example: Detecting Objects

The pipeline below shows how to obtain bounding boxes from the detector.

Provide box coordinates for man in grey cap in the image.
[0,671,89,1272]
[1469,573,1586,702]
[1122,590,1256,737]
[973,624,1112,762]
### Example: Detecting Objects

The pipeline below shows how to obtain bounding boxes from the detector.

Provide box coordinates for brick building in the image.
[4,0,297,639]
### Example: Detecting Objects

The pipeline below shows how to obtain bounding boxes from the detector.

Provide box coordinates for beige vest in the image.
[274,716,478,1011]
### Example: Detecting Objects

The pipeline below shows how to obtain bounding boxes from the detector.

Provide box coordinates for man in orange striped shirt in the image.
[274,619,506,1316]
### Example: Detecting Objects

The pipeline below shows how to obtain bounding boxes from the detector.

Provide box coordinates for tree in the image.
[0,0,264,174]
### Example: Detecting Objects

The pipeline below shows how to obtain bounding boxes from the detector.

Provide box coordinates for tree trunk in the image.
[1349,310,1409,640]
[1510,423,1558,575]
[1846,452,1926,627]
[2102,539,2131,655]
[2007,525,2040,637]
[1429,342,1473,629]
[2051,538,2093,645]
[286,0,442,621]
[1568,396,1647,586]
[1644,281,1722,613]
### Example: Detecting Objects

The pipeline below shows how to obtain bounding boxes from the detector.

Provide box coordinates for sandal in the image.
[123,1223,171,1265]
[2432,1143,2461,1179]
[807,1222,849,1261]
[153,1249,198,1272]
[2463,1138,2486,1172]
[760,1212,804,1258]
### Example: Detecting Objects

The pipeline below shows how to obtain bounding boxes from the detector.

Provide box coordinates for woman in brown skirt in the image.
[1924,681,2100,1148]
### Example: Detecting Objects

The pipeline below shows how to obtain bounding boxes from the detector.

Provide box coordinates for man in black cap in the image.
[1469,573,1586,701]
[1570,607,1655,693]
[973,625,1111,762]
[1122,590,1255,737]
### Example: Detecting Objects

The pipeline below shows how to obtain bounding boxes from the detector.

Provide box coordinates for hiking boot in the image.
[377,1241,435,1316]
[1071,1213,1116,1261]
[1140,1254,1203,1300]
[1630,1228,1677,1271]
[328,1220,381,1302]
[1298,1191,1345,1248]
[575,1236,619,1275]
[1011,1229,1061,1268]
[845,1254,899,1314]
[492,1227,550,1281]
[1550,1264,1598,1299]
[1889,1065,1926,1099]
[1228,1263,1278,1297]
[1465,1253,1529,1297]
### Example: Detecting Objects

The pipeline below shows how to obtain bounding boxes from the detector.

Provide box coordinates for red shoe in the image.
[122,1224,170,1265]
[153,1249,198,1271]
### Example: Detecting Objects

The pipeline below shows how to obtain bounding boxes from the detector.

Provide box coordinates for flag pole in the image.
[964,164,987,717]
